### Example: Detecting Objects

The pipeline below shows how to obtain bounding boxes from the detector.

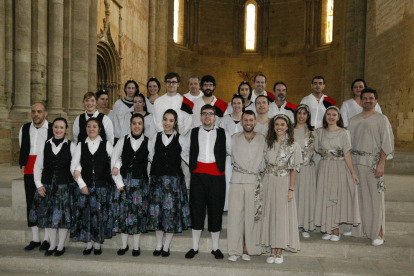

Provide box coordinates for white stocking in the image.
[86,241,93,250]
[94,242,101,250]
[121,233,128,249]
[47,228,57,250]
[163,233,174,251]
[31,226,40,242]
[211,231,220,251]
[43,227,49,242]
[133,234,141,250]
[192,229,202,251]
[57,229,68,250]
[155,231,163,250]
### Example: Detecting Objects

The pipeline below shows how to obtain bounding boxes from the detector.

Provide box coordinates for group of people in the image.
[19,73,394,265]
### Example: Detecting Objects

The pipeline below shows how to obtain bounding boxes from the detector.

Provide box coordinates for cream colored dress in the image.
[258,140,302,252]
[314,128,361,233]
[294,128,318,231]
[348,113,394,240]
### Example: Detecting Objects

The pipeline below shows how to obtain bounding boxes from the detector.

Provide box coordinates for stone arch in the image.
[97,24,121,108]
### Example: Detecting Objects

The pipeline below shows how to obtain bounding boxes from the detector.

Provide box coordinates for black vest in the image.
[120,136,149,180]
[150,133,183,177]
[19,122,53,168]
[80,140,110,187]
[41,140,73,185]
[189,127,226,173]
[77,113,107,144]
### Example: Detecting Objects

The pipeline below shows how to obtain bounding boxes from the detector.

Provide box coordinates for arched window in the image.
[173,0,184,45]
[324,0,334,44]
[245,1,257,51]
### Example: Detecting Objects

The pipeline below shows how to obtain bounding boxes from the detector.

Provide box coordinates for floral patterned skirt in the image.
[147,175,191,233]
[29,181,72,229]
[70,181,115,244]
[112,175,149,234]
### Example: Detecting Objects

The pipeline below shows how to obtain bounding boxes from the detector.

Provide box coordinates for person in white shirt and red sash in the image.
[183,104,231,260]
[19,102,52,251]
[268,81,297,122]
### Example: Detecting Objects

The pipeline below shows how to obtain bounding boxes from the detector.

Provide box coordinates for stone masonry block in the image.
[408,112,414,119]
[397,126,414,135]
[401,119,414,127]
[397,133,413,142]
[397,112,404,121]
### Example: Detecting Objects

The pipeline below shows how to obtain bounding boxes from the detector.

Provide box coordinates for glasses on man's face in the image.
[201,112,215,117]
[165,81,179,85]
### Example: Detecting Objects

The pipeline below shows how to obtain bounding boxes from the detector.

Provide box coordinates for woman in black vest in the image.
[147,109,190,257]
[29,117,76,256]
[72,92,114,144]
[70,117,115,255]
[111,113,152,256]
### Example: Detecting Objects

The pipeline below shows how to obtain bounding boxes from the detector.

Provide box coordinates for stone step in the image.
[1,245,413,276]
[0,220,413,262]
[385,147,414,173]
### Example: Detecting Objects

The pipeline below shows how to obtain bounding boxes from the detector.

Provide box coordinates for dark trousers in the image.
[24,174,37,227]
[189,173,225,232]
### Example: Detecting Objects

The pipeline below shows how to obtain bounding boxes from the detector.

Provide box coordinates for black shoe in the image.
[161,248,170,257]
[83,247,93,255]
[94,248,102,255]
[153,246,163,256]
[54,247,65,257]
[44,247,57,256]
[117,245,129,256]
[23,241,41,251]
[39,241,50,251]
[132,248,140,257]
[211,249,224,259]
[185,249,198,259]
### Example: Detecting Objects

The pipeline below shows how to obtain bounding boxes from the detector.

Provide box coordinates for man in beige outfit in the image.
[227,110,265,261]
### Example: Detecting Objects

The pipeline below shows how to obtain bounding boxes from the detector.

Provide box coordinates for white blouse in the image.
[121,112,156,139]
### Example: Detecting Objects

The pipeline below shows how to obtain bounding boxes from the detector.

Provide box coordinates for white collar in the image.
[127,133,144,142]
[85,136,103,144]
[84,110,99,117]
[46,137,69,145]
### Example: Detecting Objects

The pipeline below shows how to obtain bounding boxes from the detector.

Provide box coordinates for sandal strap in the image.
[276,254,282,258]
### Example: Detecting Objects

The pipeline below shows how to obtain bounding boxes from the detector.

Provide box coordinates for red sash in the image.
[24,155,37,174]
[192,161,224,176]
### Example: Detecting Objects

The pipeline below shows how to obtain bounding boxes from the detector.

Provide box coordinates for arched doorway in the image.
[97,38,121,108]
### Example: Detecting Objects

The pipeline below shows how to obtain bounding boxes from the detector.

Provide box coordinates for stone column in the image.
[31,0,47,103]
[47,0,66,116]
[88,0,97,92]
[69,0,90,119]
[12,0,31,113]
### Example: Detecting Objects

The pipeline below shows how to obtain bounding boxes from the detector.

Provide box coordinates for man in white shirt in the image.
[153,72,193,136]
[249,74,276,104]
[19,102,52,251]
[300,76,336,129]
[268,81,297,122]
[183,75,204,102]
[192,75,228,128]
[183,104,231,260]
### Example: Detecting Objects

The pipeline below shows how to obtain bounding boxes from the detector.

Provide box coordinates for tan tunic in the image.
[227,132,265,256]
[348,113,394,240]
[259,141,302,252]
[314,128,361,233]
[293,128,319,231]
[254,121,269,137]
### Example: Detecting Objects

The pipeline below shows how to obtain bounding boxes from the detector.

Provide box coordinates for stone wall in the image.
[365,0,414,147]
[170,0,366,106]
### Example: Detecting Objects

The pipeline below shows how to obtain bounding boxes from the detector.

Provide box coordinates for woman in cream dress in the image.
[315,106,361,242]
[293,104,318,238]
[259,114,302,264]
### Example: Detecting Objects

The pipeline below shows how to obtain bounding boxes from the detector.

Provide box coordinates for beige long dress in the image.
[348,113,394,240]
[314,128,361,233]
[258,139,302,253]
[293,128,318,231]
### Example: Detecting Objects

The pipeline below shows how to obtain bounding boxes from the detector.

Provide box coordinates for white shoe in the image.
[301,231,310,238]
[274,255,283,264]
[372,238,384,246]
[330,234,341,242]
[228,255,240,262]
[266,255,275,264]
[322,233,333,240]
[343,231,352,236]
[241,254,251,261]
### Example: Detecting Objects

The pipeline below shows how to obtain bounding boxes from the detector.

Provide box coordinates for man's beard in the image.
[203,89,214,97]
[243,126,254,133]
[276,94,286,102]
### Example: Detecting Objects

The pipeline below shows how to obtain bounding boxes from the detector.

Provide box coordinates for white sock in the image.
[31,226,40,242]
[133,234,141,250]
[57,229,68,251]
[43,227,49,242]
[211,231,220,251]
[163,233,174,251]
[48,228,57,250]
[94,242,101,250]
[192,230,202,251]
[86,241,93,250]
[121,233,128,249]
[155,231,163,250]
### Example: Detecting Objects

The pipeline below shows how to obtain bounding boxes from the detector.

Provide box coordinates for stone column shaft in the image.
[88,0,98,92]
[13,0,31,110]
[47,0,65,115]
